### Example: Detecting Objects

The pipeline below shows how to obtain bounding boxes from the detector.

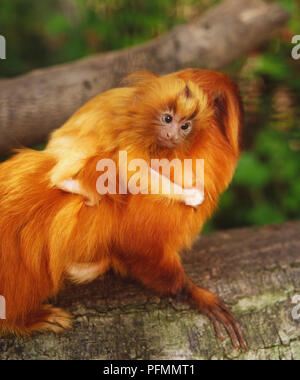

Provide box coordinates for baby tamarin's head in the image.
[125,72,213,152]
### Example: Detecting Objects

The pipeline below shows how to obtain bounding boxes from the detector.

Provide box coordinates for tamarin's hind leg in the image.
[122,251,247,351]
[22,305,72,335]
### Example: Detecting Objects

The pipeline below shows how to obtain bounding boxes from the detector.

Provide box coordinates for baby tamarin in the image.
[0,69,246,350]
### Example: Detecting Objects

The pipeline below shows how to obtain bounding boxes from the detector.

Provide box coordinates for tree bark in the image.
[0,221,299,360]
[0,0,289,156]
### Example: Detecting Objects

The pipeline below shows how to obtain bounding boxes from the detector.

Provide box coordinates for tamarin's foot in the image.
[57,178,97,206]
[202,295,247,351]
[24,305,72,335]
[184,283,247,351]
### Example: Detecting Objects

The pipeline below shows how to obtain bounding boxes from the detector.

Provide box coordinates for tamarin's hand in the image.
[0,69,246,350]
[182,187,204,208]
[57,169,204,209]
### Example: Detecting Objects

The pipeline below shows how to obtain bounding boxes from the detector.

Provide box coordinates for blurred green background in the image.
[0,0,299,232]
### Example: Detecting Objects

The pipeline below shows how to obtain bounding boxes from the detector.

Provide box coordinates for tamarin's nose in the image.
[167,132,171,138]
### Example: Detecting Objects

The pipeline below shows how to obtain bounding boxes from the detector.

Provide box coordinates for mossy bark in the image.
[1,221,299,360]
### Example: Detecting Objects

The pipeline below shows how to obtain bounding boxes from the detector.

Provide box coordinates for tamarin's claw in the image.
[185,284,247,351]
[202,298,247,351]
[183,188,204,208]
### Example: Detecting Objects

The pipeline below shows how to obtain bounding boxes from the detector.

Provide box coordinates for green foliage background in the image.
[0,0,299,232]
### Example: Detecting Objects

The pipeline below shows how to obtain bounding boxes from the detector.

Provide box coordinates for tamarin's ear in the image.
[213,84,244,156]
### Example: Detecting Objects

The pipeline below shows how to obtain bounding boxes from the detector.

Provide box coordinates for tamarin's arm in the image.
[56,167,204,208]
[147,168,204,208]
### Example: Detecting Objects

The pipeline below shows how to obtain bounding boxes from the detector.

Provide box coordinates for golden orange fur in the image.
[0,69,246,349]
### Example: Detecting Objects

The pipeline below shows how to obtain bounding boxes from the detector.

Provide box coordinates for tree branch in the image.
[0,0,289,156]
[1,221,299,359]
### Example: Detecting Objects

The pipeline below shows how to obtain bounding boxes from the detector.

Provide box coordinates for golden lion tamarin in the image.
[0,69,246,350]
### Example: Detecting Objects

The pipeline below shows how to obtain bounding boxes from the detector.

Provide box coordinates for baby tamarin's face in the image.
[132,76,213,151]
[156,111,194,149]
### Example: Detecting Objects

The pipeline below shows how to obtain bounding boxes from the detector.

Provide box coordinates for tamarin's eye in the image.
[164,115,173,124]
[181,122,191,131]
